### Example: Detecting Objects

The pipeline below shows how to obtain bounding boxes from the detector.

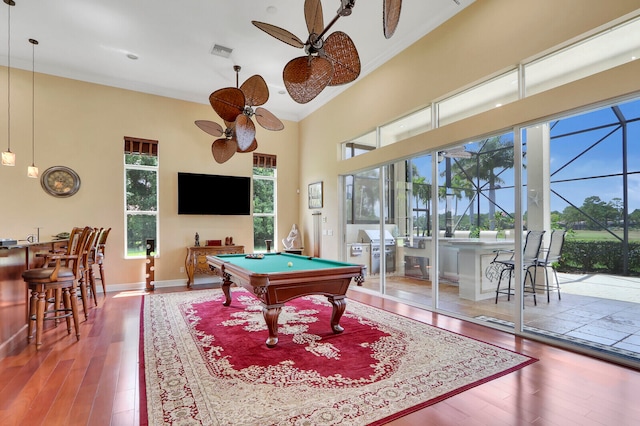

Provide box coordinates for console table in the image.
[185,245,244,287]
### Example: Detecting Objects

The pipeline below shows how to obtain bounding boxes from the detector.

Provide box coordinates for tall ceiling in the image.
[1,0,472,121]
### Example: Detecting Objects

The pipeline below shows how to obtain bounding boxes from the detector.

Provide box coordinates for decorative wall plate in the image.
[41,166,81,197]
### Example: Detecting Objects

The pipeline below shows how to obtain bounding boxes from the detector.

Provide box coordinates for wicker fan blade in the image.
[255,107,284,131]
[194,120,224,137]
[283,56,333,104]
[252,21,305,48]
[209,87,245,122]
[237,138,258,153]
[383,0,402,39]
[240,75,269,107]
[212,138,237,163]
[235,115,256,151]
[304,0,324,36]
[324,31,361,86]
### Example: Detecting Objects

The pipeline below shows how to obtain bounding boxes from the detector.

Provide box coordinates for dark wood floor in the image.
[1,284,640,425]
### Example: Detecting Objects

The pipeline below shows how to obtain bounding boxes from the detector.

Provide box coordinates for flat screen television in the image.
[177,172,251,215]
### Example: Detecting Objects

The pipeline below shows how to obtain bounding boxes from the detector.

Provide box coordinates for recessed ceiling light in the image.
[278,90,286,95]
[127,53,138,60]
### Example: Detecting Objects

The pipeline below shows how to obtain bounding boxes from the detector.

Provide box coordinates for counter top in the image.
[401,237,514,248]
[440,239,514,247]
[0,239,67,249]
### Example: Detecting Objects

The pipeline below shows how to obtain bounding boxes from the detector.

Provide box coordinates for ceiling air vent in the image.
[210,44,233,58]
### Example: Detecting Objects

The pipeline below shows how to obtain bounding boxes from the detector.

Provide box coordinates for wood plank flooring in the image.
[1,284,639,425]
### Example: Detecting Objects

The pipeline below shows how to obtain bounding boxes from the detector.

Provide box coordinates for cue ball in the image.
[287,262,293,267]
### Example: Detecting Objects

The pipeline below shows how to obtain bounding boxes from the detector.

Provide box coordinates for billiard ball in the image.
[287,261,293,267]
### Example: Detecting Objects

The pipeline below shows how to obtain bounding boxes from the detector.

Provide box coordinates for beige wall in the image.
[0,71,299,288]
[297,0,640,260]
[2,0,640,288]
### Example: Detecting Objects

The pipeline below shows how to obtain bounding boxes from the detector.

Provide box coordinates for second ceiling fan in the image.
[196,65,284,164]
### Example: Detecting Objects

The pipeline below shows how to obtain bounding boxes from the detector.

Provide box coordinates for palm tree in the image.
[412,174,431,236]
[443,136,514,231]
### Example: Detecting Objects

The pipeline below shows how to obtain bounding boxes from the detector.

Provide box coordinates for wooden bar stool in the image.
[22,226,92,349]
[93,227,111,295]
[87,227,110,301]
[23,257,81,349]
[78,228,99,309]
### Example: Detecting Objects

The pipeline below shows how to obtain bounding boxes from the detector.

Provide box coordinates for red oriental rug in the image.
[140,288,536,425]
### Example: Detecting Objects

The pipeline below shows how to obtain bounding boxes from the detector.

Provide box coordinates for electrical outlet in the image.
[180,266,185,273]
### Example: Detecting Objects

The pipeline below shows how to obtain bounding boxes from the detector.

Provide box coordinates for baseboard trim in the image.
[103,277,222,293]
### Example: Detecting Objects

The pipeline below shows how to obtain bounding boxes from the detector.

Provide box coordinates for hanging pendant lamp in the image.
[27,38,38,178]
[2,0,16,166]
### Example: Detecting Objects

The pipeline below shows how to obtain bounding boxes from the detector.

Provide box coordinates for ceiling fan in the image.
[383,0,402,39]
[438,147,473,162]
[196,65,284,163]
[194,119,243,164]
[252,0,361,104]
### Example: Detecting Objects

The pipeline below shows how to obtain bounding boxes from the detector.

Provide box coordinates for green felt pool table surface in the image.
[210,252,360,274]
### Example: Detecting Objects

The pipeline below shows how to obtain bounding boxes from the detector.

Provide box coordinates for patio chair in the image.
[492,230,545,305]
[529,229,566,302]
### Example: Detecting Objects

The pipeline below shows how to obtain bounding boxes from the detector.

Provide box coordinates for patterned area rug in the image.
[140,289,536,425]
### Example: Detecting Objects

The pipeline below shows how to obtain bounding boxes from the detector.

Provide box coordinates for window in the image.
[342,130,376,159]
[253,153,276,251]
[525,16,640,96]
[346,164,395,224]
[437,135,516,236]
[380,107,432,147]
[124,137,158,258]
[438,70,519,126]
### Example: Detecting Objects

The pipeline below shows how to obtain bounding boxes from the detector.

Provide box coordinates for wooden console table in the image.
[185,245,244,287]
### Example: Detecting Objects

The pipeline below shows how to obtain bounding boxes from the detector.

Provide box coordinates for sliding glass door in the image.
[521,98,640,362]
[341,97,640,365]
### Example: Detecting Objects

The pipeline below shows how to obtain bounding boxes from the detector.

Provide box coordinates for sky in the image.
[409,97,640,216]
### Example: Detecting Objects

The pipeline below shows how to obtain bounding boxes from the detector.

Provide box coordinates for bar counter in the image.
[398,237,515,301]
[0,240,67,357]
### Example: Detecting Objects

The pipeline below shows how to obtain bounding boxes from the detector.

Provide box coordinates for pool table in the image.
[206,252,366,347]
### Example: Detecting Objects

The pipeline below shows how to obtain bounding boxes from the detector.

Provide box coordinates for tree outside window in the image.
[253,166,276,251]
[125,143,158,258]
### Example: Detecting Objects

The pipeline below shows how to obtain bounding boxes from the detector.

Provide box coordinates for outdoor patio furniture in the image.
[492,230,545,305]
[529,229,566,302]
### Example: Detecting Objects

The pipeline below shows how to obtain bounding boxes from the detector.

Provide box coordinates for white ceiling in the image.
[1,0,472,122]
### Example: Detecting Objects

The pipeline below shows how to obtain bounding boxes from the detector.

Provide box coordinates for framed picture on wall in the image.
[308,181,323,209]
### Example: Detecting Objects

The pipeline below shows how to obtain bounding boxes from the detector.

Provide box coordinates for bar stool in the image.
[79,228,100,308]
[22,226,92,349]
[89,227,111,296]
[492,230,545,306]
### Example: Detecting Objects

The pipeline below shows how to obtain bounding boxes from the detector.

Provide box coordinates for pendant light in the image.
[2,0,16,167]
[27,38,38,178]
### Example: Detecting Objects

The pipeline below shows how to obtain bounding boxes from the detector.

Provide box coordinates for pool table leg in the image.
[221,273,232,306]
[263,305,283,348]
[328,295,346,334]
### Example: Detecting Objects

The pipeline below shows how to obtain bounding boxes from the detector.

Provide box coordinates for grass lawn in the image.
[571,229,640,242]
